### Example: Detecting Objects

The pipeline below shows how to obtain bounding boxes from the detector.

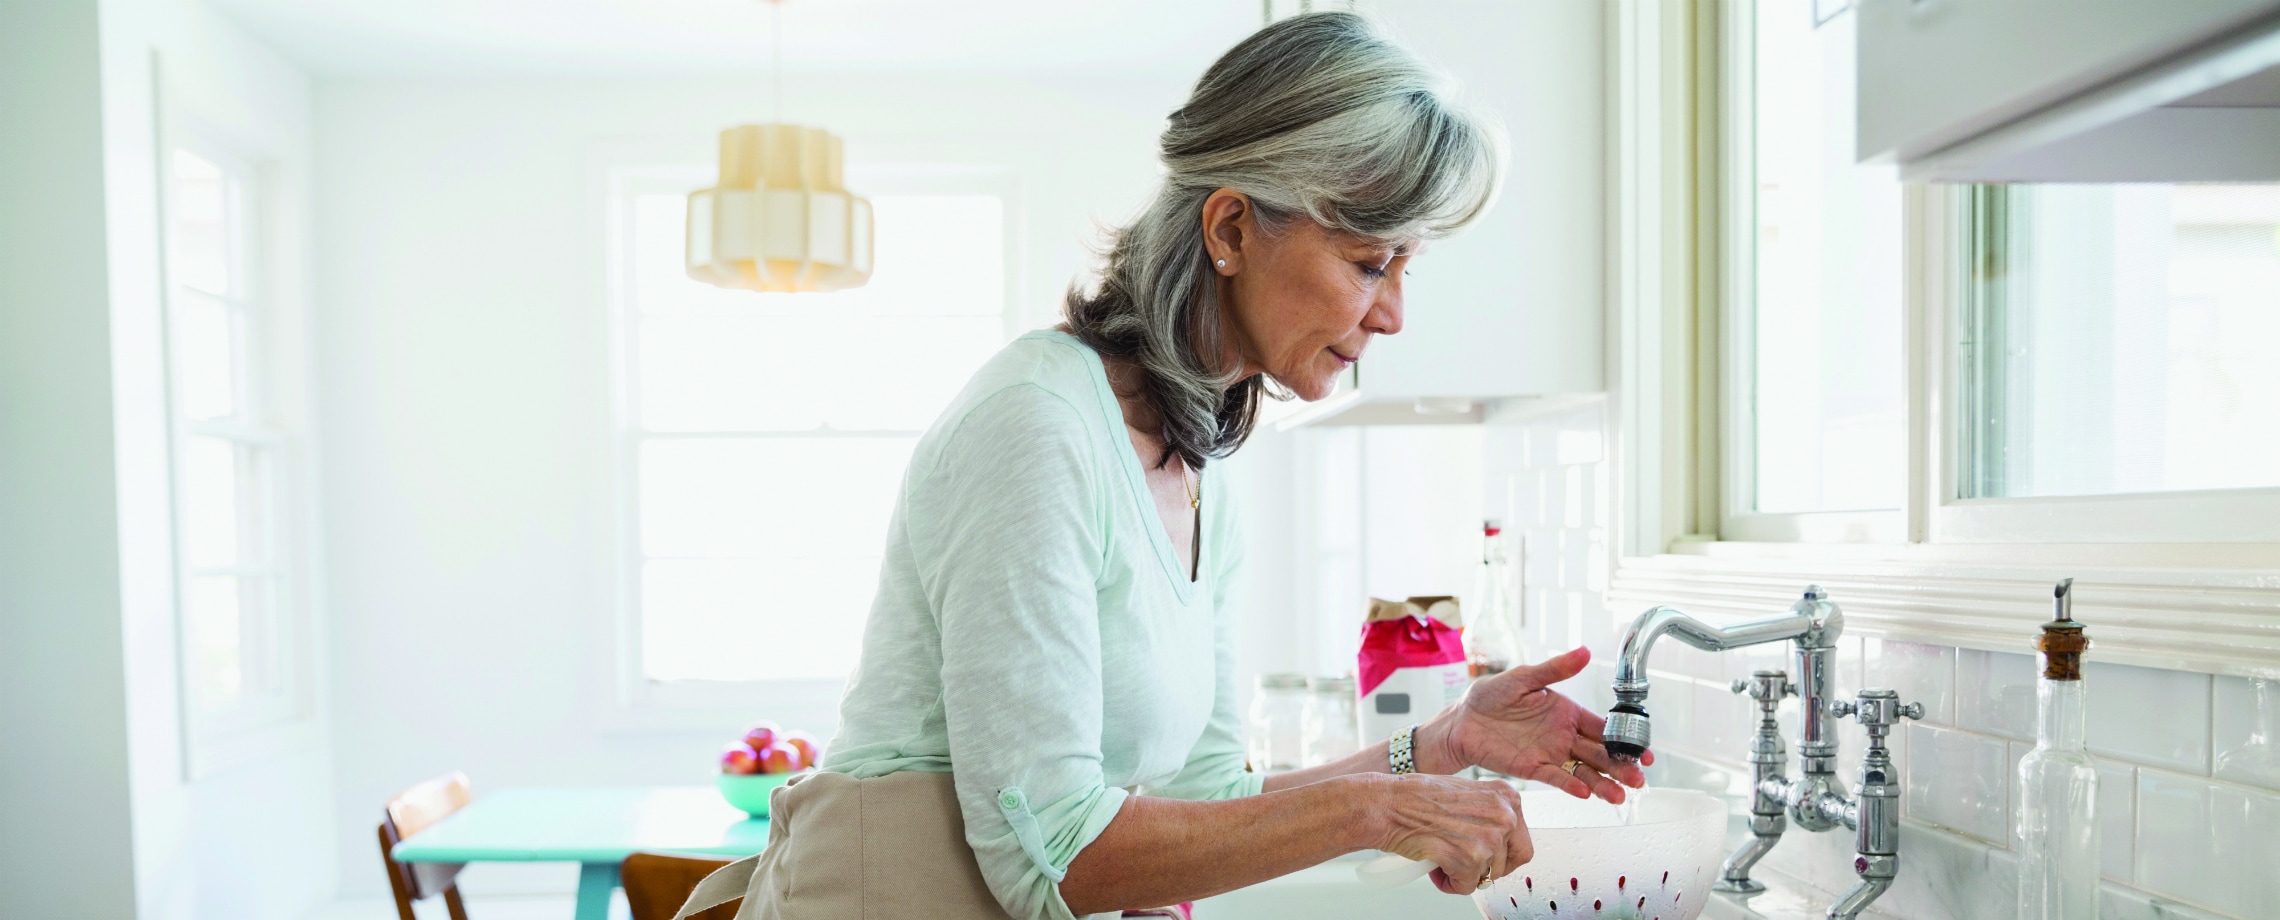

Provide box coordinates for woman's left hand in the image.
[1416,646,1652,803]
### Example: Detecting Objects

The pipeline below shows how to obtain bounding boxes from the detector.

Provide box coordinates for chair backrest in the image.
[379,771,474,919]
[621,852,738,920]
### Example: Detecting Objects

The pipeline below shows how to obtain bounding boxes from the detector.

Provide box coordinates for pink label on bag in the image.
[1357,614,1466,697]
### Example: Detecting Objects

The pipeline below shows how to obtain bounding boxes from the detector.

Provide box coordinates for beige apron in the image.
[671,771,1169,920]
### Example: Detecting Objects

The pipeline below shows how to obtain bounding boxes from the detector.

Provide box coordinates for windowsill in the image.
[1611,543,2280,678]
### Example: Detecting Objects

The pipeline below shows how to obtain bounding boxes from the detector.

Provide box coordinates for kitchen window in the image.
[608,167,1010,696]
[1609,0,2280,675]
[164,141,307,753]
[1719,0,1908,544]
[1941,182,2280,543]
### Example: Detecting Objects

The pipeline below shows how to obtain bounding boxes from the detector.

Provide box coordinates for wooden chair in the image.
[378,772,474,920]
[622,852,739,920]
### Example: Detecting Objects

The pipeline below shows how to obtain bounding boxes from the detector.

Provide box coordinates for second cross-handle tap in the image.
[1825,688,1924,920]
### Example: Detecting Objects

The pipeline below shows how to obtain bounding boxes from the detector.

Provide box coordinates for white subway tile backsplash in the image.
[1562,464,1588,529]
[2135,769,2280,918]
[1651,673,1701,755]
[1692,677,1748,756]
[2085,662,2211,774]
[1554,424,1601,466]
[1728,640,1789,688]
[1561,529,1591,590]
[2099,762,2136,884]
[1957,649,2039,741]
[1523,529,1560,589]
[1574,591,1615,658]
[1526,425,1559,470]
[1905,723,2010,845]
[1865,640,1957,727]
[1583,529,1608,593]
[1658,636,1727,683]
[2213,675,2280,792]
[2099,883,2233,920]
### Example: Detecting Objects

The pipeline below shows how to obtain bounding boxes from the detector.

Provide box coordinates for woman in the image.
[678,12,1649,920]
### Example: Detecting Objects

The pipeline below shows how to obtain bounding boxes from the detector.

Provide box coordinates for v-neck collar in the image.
[1030,329,1204,604]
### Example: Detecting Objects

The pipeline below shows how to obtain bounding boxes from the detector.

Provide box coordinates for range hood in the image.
[1859,0,2280,182]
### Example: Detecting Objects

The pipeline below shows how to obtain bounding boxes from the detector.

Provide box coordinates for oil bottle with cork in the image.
[2016,578,2099,920]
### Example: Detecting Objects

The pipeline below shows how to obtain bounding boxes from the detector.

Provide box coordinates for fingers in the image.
[1573,734,1649,789]
[1391,776,1527,895]
[1504,645,1592,692]
[1525,760,1593,799]
[1505,796,1535,873]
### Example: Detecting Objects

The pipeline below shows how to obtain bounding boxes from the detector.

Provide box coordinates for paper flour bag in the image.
[1357,596,1469,745]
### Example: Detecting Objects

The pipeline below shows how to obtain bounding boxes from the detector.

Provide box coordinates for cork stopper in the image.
[2036,578,2089,681]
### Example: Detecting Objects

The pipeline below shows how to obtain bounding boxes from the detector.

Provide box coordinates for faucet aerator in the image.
[1602,703,1652,762]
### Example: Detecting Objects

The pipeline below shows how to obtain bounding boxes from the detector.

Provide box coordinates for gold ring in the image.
[1477,871,1494,891]
[1562,758,1584,777]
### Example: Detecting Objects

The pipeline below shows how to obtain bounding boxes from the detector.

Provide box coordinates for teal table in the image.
[388,786,768,920]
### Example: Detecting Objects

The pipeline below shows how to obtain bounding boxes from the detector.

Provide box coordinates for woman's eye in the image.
[1357,261,1388,278]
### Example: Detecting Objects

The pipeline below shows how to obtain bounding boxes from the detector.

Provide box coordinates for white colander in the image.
[1471,787,1726,920]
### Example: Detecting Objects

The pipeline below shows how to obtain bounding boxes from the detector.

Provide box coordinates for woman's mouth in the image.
[1328,348,1357,369]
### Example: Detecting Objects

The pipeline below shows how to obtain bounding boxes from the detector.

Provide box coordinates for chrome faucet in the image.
[1602,586,1923,920]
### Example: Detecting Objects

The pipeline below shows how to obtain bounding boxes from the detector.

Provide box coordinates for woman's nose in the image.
[1365,283,1404,337]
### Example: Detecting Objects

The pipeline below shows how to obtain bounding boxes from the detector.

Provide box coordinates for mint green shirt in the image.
[821,330,1261,920]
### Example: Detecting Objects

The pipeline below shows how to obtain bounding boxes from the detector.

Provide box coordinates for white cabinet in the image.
[1857,0,2280,182]
[1270,0,1606,428]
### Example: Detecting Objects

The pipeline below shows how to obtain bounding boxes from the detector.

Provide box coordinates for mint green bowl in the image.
[716,771,799,817]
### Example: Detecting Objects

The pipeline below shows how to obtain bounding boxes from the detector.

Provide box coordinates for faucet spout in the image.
[1825,875,1893,920]
[1603,591,1839,761]
[1612,599,1832,689]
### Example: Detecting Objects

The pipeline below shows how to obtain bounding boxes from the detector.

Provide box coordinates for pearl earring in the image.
[1216,259,1227,269]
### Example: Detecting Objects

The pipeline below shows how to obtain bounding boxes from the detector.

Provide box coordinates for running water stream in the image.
[1615,778,1647,826]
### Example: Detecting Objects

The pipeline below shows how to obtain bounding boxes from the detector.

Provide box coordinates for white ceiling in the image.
[207,0,1265,78]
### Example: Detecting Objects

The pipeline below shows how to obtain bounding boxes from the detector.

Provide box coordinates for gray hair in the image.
[1064,11,1502,469]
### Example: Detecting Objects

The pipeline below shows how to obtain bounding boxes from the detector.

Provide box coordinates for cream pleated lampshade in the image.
[686,123,874,293]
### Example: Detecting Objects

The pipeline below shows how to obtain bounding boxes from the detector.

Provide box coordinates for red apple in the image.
[719,742,761,775]
[740,720,782,753]
[754,742,802,775]
[781,730,822,768]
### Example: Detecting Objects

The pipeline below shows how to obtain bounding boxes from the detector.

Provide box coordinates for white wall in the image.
[0,2,144,915]
[95,0,340,917]
[311,71,1224,896]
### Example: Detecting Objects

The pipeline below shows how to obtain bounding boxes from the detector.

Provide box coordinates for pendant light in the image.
[686,0,874,293]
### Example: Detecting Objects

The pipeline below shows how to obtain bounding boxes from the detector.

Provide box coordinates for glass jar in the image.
[1247,673,1310,772]
[1301,676,1360,767]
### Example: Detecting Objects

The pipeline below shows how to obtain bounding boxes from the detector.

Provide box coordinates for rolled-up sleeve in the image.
[906,384,1126,920]
[1148,482,1264,802]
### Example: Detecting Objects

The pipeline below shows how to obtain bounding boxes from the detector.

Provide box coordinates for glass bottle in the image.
[1301,675,1360,767]
[2016,578,2099,920]
[1467,520,1523,677]
[1247,673,1310,772]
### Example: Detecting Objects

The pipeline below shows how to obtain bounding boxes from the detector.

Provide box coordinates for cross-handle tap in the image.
[1716,670,1795,894]
[1823,689,1923,920]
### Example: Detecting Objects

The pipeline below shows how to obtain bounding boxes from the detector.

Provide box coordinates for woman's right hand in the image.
[1358,772,1533,895]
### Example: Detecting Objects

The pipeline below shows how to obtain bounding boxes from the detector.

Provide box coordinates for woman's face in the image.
[1204,190,1413,402]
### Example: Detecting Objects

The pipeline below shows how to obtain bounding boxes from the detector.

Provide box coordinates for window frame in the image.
[1716,0,1906,546]
[597,157,1020,727]
[159,127,317,774]
[1931,184,2280,544]
[1606,0,2280,680]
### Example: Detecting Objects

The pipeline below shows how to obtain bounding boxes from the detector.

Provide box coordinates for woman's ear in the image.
[1199,188,1252,274]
